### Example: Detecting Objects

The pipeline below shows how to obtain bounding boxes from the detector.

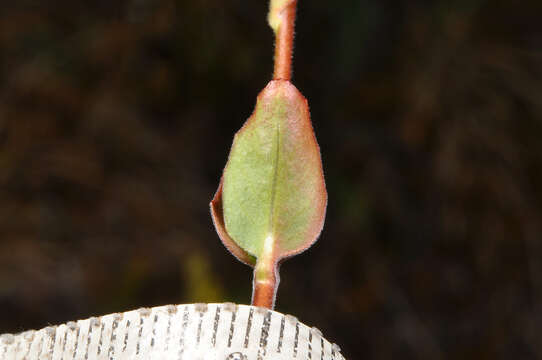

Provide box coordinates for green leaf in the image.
[210,80,327,269]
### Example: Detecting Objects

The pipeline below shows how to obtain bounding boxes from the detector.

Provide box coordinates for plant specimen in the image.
[210,0,327,309]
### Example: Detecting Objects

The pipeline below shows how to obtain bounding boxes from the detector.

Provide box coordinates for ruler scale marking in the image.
[0,303,345,360]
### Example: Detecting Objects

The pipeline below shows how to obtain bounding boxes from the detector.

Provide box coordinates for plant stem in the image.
[252,239,279,309]
[252,263,279,309]
[272,0,297,80]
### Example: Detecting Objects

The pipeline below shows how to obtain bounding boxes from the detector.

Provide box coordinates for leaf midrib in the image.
[266,117,281,253]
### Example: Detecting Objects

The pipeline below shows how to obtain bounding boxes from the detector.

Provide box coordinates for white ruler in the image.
[0,303,345,360]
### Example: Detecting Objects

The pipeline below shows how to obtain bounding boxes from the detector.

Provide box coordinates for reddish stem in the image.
[273,0,297,80]
[251,263,279,309]
[252,281,276,309]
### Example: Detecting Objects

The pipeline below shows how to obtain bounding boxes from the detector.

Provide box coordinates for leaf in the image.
[210,80,327,269]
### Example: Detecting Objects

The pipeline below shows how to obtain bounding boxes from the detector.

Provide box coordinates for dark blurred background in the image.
[1,0,542,359]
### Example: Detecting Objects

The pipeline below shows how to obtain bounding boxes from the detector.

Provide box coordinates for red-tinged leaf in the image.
[210,79,327,307]
[211,79,326,260]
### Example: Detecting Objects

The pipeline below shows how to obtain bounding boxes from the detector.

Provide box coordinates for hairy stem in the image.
[252,260,279,309]
[270,0,297,80]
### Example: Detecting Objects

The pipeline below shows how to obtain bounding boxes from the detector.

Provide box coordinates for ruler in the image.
[0,303,345,360]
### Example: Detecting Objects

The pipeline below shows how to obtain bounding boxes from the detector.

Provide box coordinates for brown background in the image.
[1,1,542,359]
